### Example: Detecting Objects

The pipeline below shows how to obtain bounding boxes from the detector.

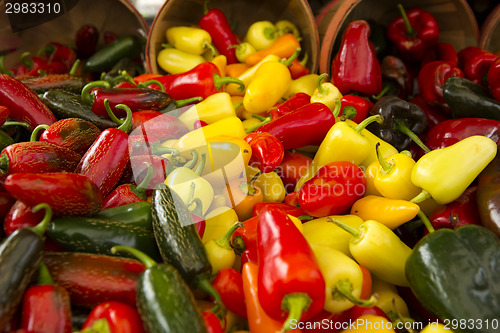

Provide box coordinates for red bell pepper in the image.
[269,92,311,120]
[0,74,57,130]
[212,268,248,319]
[417,60,464,109]
[409,95,450,131]
[131,110,189,141]
[42,252,145,308]
[301,310,350,333]
[340,94,373,124]
[75,101,132,197]
[75,24,100,59]
[331,20,382,96]
[429,186,481,230]
[421,42,458,66]
[387,4,440,62]
[458,46,499,86]
[81,301,146,333]
[244,132,284,173]
[425,118,500,150]
[254,102,337,149]
[257,206,325,330]
[20,263,72,333]
[4,172,102,216]
[150,62,244,100]
[39,118,101,155]
[202,311,224,333]
[298,161,366,217]
[199,8,239,64]
[488,57,500,102]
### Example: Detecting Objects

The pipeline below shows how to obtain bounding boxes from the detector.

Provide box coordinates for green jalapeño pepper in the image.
[94,201,152,230]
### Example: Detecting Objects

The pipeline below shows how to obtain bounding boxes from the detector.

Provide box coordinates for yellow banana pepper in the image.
[275,20,300,39]
[350,195,420,230]
[288,215,303,233]
[421,323,454,332]
[302,215,364,257]
[283,73,319,99]
[364,162,383,196]
[243,21,278,50]
[245,165,286,203]
[310,73,343,111]
[371,277,410,320]
[211,54,227,76]
[166,26,215,55]
[204,221,243,274]
[202,206,239,243]
[178,92,237,130]
[157,47,205,74]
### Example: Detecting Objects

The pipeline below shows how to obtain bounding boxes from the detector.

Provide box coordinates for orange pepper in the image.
[226,63,251,80]
[245,33,301,66]
[359,265,372,300]
[242,262,302,333]
[224,178,264,221]
[133,73,162,84]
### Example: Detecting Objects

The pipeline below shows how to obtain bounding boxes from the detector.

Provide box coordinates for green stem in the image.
[334,279,377,307]
[20,52,33,69]
[418,210,435,234]
[81,81,111,105]
[263,27,279,40]
[111,245,157,268]
[103,98,123,125]
[0,153,9,175]
[69,59,80,76]
[281,293,311,332]
[37,262,56,286]
[316,73,328,95]
[175,96,203,108]
[137,162,153,189]
[233,101,243,111]
[213,73,245,92]
[332,98,342,118]
[138,79,165,92]
[29,124,49,142]
[393,120,431,153]
[299,52,308,66]
[184,150,199,169]
[245,116,271,133]
[341,106,357,120]
[205,42,217,58]
[252,114,268,121]
[375,142,393,173]
[79,318,112,333]
[194,152,207,176]
[1,121,30,128]
[371,83,394,100]
[203,0,210,14]
[397,3,415,36]
[189,197,204,217]
[30,203,53,236]
[326,217,360,238]
[281,47,301,67]
[354,115,383,134]
[410,190,432,204]
[104,99,132,133]
[215,222,244,250]
[151,143,180,157]
[230,235,246,255]
[196,275,226,320]
[0,56,14,76]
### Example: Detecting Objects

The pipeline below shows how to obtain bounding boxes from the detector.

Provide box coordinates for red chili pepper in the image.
[417,60,464,109]
[488,57,500,102]
[231,215,258,254]
[39,118,101,155]
[0,105,10,126]
[421,42,458,66]
[244,132,284,173]
[212,268,248,319]
[269,92,311,120]
[199,8,239,64]
[113,81,138,89]
[75,24,100,59]
[202,311,224,333]
[340,94,373,124]
[409,95,450,131]
[387,4,440,62]
[44,42,77,72]
[240,246,258,267]
[252,201,307,218]
[458,46,499,86]
[425,118,500,150]
[289,58,311,80]
[131,110,189,141]
[3,200,45,236]
[257,206,325,329]
[20,263,72,333]
[81,301,146,333]
[75,102,132,197]
[151,62,244,100]
[126,155,168,195]
[0,74,57,130]
[298,161,366,217]
[331,20,382,95]
[4,172,102,216]
[254,102,337,149]
[301,310,350,333]
[276,150,313,193]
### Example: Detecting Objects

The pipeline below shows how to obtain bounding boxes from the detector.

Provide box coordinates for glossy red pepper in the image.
[44,42,77,72]
[151,62,243,100]
[254,102,336,149]
[409,95,450,131]
[417,60,464,109]
[240,246,258,267]
[257,206,325,329]
[75,102,132,197]
[0,74,57,130]
[276,150,313,193]
[0,105,9,126]
[81,301,146,333]
[340,95,373,124]
[244,132,284,173]
[131,110,189,141]
[298,161,366,217]
[252,201,307,218]
[387,5,440,62]
[212,268,248,319]
[425,118,500,150]
[458,46,499,86]
[488,57,500,102]
[123,155,168,195]
[331,20,382,95]
[301,310,350,333]
[39,118,101,154]
[42,252,145,308]
[231,215,258,254]
[20,263,72,333]
[421,42,458,66]
[429,186,481,230]
[202,311,224,333]
[289,58,311,80]
[3,200,46,236]
[269,92,311,120]
[199,8,239,64]
[75,24,100,59]
[4,172,102,216]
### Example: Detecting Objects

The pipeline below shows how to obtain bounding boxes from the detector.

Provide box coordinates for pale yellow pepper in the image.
[202,206,239,243]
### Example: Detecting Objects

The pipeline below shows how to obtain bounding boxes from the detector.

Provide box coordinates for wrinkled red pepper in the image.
[212,268,248,319]
[81,301,146,333]
[430,186,481,231]
[39,118,101,155]
[331,20,382,95]
[245,132,285,173]
[458,46,499,86]
[199,8,239,64]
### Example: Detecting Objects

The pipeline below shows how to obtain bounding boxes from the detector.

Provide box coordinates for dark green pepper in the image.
[85,35,144,72]
[477,145,500,237]
[21,74,88,94]
[443,76,500,121]
[0,130,13,151]
[94,201,152,230]
[406,225,500,332]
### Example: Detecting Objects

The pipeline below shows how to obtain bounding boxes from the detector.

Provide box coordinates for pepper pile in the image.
[0,2,500,333]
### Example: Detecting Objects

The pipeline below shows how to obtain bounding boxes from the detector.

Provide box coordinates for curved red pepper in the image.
[0,74,57,130]
[298,161,366,217]
[331,20,382,95]
[202,311,224,333]
[269,92,311,120]
[199,8,239,64]
[429,186,481,230]
[39,118,101,155]
[340,94,373,124]
[488,57,500,102]
[81,301,146,333]
[458,46,499,86]
[421,42,458,66]
[212,268,248,319]
[257,206,325,326]
[245,132,284,173]
[131,110,189,141]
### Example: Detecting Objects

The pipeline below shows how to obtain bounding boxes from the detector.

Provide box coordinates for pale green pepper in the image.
[243,21,279,51]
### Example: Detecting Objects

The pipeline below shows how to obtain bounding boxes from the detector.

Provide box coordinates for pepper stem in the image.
[371,82,396,100]
[79,318,112,333]
[0,56,14,76]
[332,98,342,118]
[20,52,33,69]
[1,121,31,128]
[151,143,180,157]
[184,150,199,169]
[397,3,415,37]
[29,124,49,142]
[341,106,358,120]
[281,293,311,332]
[37,262,56,286]
[353,115,383,134]
[264,27,279,40]
[137,162,153,190]
[69,59,80,76]
[205,42,217,58]
[215,222,244,250]
[281,47,301,67]
[245,116,271,133]
[393,120,431,153]
[114,104,133,133]
[316,73,328,96]
[175,96,203,108]
[326,217,360,238]
[103,98,123,125]
[196,276,227,320]
[30,203,53,236]
[213,73,245,92]
[418,210,435,234]
[194,152,207,176]
[111,245,157,269]
[375,142,393,173]
[0,153,9,175]
[81,80,111,105]
[230,235,246,255]
[333,279,378,307]
[138,79,165,92]
[299,52,309,66]
[410,190,432,204]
